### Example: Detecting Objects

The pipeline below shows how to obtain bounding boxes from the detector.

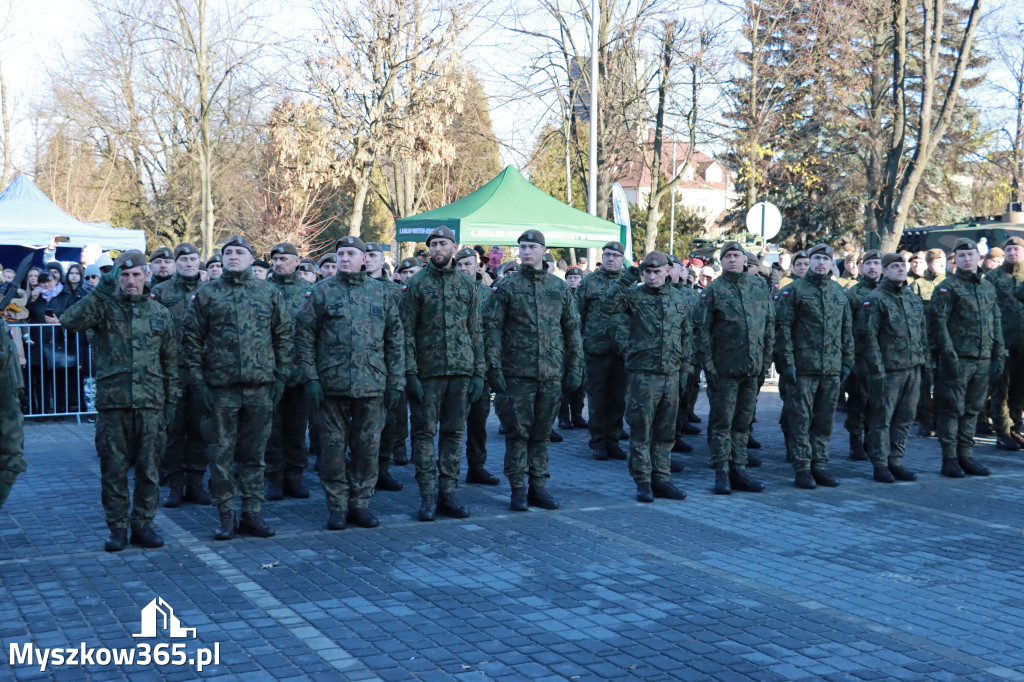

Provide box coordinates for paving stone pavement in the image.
[2,385,1024,681]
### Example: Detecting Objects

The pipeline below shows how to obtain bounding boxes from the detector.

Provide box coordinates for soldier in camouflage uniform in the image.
[318,253,338,280]
[295,236,405,530]
[775,243,854,489]
[148,246,175,286]
[205,253,222,280]
[844,250,882,462]
[182,235,292,541]
[669,255,700,459]
[931,238,1005,478]
[485,230,583,511]
[857,253,924,483]
[0,317,26,511]
[558,266,588,431]
[694,241,772,495]
[151,242,208,508]
[911,248,946,437]
[574,241,629,461]
[602,252,691,502]
[772,249,809,462]
[61,251,179,551]
[984,237,1024,451]
[263,242,313,500]
[401,227,485,521]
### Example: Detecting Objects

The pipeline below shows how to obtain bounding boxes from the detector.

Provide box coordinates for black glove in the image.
[194,383,214,413]
[941,352,961,378]
[306,380,324,411]
[406,374,425,403]
[563,371,582,393]
[488,369,507,394]
[386,388,402,410]
[622,265,641,285]
[467,376,485,403]
[270,380,285,407]
[94,265,120,299]
[704,364,718,390]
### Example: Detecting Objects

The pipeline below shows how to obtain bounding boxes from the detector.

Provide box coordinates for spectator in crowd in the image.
[251,259,270,280]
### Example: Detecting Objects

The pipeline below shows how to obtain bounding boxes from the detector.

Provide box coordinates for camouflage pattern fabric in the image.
[694,270,774,379]
[410,376,471,495]
[930,270,1005,363]
[705,375,758,472]
[857,278,928,376]
[96,408,164,528]
[865,368,921,466]
[986,263,1024,434]
[319,396,385,511]
[265,383,309,478]
[602,277,693,376]
[788,375,842,470]
[204,384,273,513]
[164,392,205,488]
[935,358,990,460]
[495,377,561,489]
[910,271,944,426]
[465,383,490,470]
[844,277,879,439]
[575,268,625,356]
[0,319,26,508]
[374,273,405,467]
[774,271,854,377]
[624,372,678,485]
[150,273,201,384]
[991,355,1024,434]
[267,271,313,386]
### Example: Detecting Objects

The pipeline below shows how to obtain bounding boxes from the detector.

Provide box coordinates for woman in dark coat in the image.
[26,271,75,414]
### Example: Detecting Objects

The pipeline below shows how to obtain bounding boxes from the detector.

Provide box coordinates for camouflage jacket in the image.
[294,270,405,398]
[181,268,293,388]
[0,318,22,393]
[910,269,944,352]
[775,271,854,376]
[694,270,774,378]
[575,267,624,356]
[846,276,880,371]
[150,273,202,384]
[931,269,1005,362]
[603,276,693,376]
[986,262,1024,354]
[374,273,402,300]
[61,288,179,410]
[400,261,484,379]
[856,277,928,376]
[267,271,313,386]
[484,265,583,382]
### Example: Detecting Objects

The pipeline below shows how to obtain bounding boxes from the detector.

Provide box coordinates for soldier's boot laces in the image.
[651,480,686,500]
[996,433,1021,451]
[672,437,692,453]
[670,456,685,473]
[214,510,236,541]
[437,492,470,519]
[636,482,654,503]
[326,511,347,531]
[811,467,840,487]
[238,511,275,537]
[466,467,500,485]
[873,465,896,483]
[606,442,628,460]
[940,458,966,478]
[958,457,990,476]
[746,454,762,468]
[375,470,403,492]
[730,469,765,493]
[130,524,164,549]
[527,485,560,509]
[417,494,436,522]
[713,470,731,495]
[889,463,917,481]
[104,528,128,553]
[184,480,211,505]
[163,486,183,509]
[265,474,284,501]
[794,470,816,489]
[284,475,310,499]
[510,487,528,512]
[849,434,868,461]
[347,507,380,528]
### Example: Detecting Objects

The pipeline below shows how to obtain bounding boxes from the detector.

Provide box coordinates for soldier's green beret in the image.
[335,236,367,252]
[173,243,199,260]
[425,226,458,246]
[205,253,222,266]
[720,241,745,258]
[115,250,147,270]
[364,242,385,254]
[496,261,519,276]
[640,251,670,269]
[952,238,977,252]
[1003,237,1024,250]
[297,261,316,273]
[252,259,270,269]
[859,249,882,263]
[668,254,683,266]
[543,253,555,263]
[745,251,761,266]
[602,241,625,254]
[987,247,1005,259]
[806,244,832,258]
[454,247,477,262]
[270,242,299,257]
[909,251,927,262]
[925,248,946,262]
[317,253,337,266]
[793,250,809,260]
[149,246,173,262]
[566,266,583,277]
[518,230,545,246]
[881,253,905,268]
[222,234,253,253]
[396,257,420,272]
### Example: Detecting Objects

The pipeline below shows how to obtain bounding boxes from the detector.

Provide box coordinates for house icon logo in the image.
[132,597,197,639]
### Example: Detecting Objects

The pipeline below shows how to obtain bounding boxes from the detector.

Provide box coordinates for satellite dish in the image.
[746,202,782,241]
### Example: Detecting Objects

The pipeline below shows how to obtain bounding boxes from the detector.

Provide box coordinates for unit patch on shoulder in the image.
[938,288,948,294]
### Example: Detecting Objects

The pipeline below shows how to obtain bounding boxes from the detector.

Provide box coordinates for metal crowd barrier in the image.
[10,323,96,421]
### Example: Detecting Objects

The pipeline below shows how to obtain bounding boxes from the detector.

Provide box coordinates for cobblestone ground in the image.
[2,385,1024,681]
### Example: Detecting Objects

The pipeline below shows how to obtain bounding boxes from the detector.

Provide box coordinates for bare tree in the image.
[992,15,1024,203]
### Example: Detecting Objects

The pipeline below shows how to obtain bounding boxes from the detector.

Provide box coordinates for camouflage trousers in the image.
[936,357,990,460]
[844,369,868,438]
[96,408,164,529]
[162,391,206,488]
[625,372,679,485]
[916,353,938,428]
[380,392,409,473]
[410,376,472,495]
[558,384,585,422]
[465,383,490,471]
[585,353,627,451]
[320,395,385,512]
[676,371,700,437]
[990,353,1024,435]
[778,374,793,454]
[496,377,561,489]
[707,375,758,472]
[865,368,920,466]
[266,383,309,478]
[204,384,273,514]
[789,374,841,471]
[0,382,26,485]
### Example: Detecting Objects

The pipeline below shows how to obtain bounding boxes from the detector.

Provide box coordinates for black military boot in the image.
[438,492,470,518]
[873,465,896,483]
[284,475,310,499]
[376,469,404,492]
[417,494,436,522]
[105,527,128,552]
[811,466,840,487]
[558,416,574,430]
[746,454,762,468]
[265,473,284,501]
[392,444,409,466]
[888,462,917,481]
[636,482,654,503]
[527,485,560,509]
[918,423,936,438]
[591,447,610,461]
[130,524,164,549]
[347,507,380,528]
[184,479,211,505]
[163,486,183,509]
[466,468,500,485]
[958,457,990,476]
[606,442,628,460]
[572,415,589,428]
[672,437,692,453]
[510,487,528,511]
[976,418,994,435]
[612,427,629,441]
[670,456,685,473]
[237,511,276,537]
[549,430,564,443]
[996,433,1021,451]
[713,470,731,495]
[651,480,686,500]
[794,470,816,489]
[747,434,761,449]
[941,458,965,478]
[214,510,236,541]
[680,422,701,436]
[326,511,347,530]
[849,433,868,461]
[730,469,765,493]
[688,411,701,423]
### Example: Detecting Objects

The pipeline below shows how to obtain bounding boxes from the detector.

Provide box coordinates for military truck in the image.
[899,202,1024,253]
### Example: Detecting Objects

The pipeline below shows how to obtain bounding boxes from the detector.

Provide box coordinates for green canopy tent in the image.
[396,165,626,247]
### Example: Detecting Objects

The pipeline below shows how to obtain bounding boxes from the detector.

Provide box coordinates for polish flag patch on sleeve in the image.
[938,288,948,294]
[863,300,870,306]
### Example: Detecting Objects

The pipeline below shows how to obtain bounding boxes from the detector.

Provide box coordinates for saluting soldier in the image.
[845,249,882,462]
[984,237,1024,451]
[931,238,1005,478]
[61,251,179,551]
[775,243,854,489]
[295,236,405,530]
[0,317,27,510]
[182,235,292,541]
[485,230,583,511]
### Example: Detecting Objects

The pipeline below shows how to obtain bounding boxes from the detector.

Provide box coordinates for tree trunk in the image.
[197,0,216,257]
